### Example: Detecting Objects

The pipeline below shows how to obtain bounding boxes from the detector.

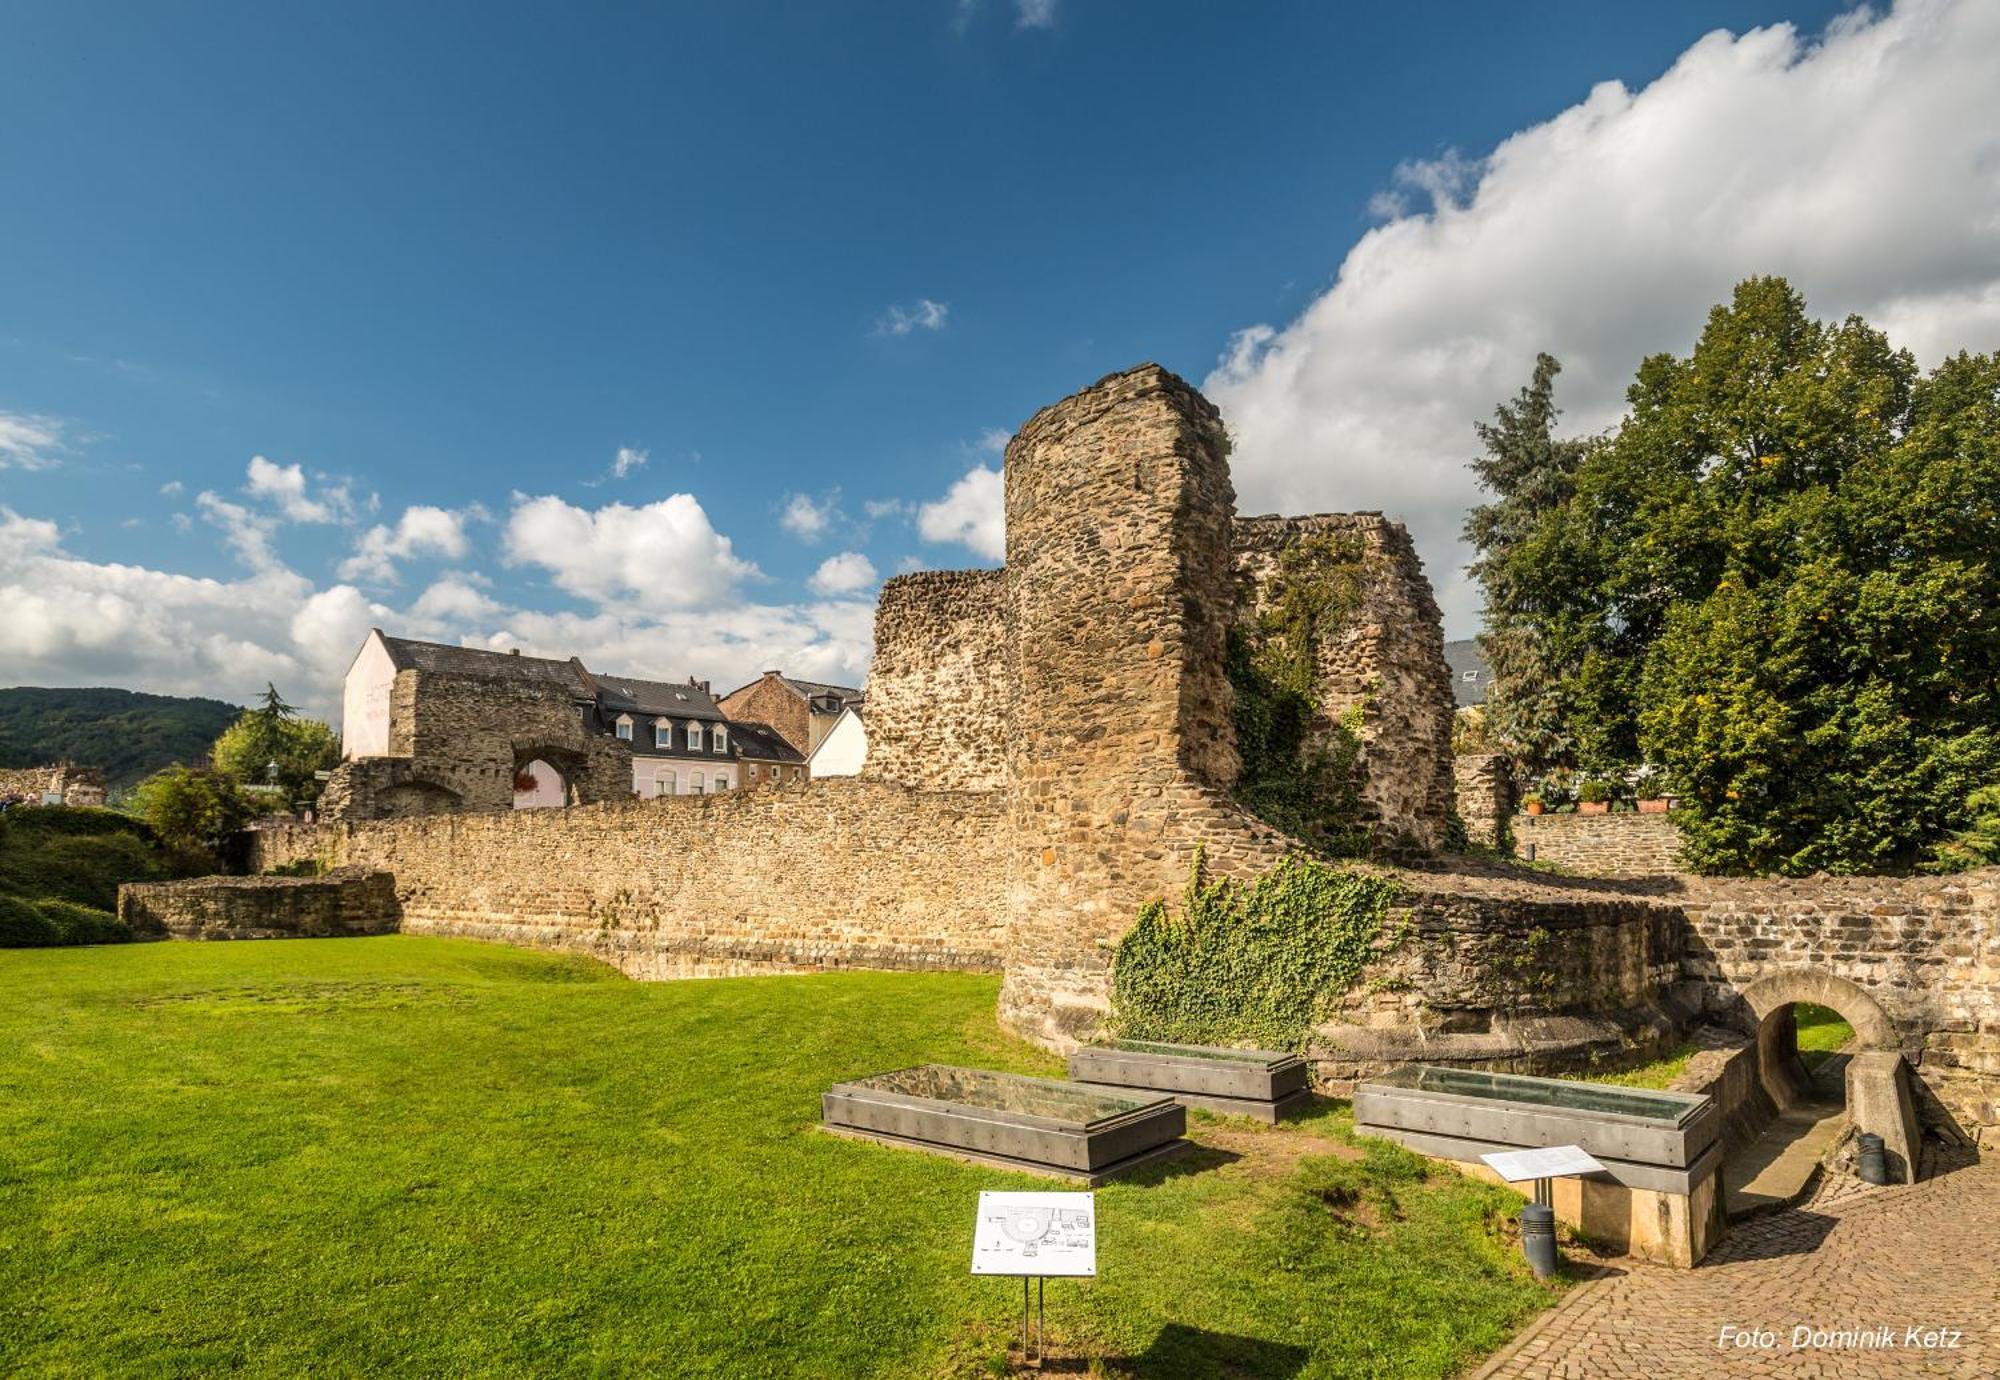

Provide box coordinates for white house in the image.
[806,705,867,778]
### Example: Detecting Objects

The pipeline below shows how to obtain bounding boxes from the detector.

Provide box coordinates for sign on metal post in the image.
[1478,1144,1606,1184]
[973,1191,1096,1367]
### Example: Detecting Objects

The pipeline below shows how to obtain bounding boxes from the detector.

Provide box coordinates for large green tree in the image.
[1468,278,2000,873]
[210,684,340,805]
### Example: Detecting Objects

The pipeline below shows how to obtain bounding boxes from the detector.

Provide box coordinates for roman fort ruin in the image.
[234,364,1997,1151]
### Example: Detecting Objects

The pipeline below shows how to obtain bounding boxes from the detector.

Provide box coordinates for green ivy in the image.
[1109,851,1405,1053]
[1230,532,1375,856]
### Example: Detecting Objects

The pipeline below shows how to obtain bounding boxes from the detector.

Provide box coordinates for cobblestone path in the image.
[1468,1149,1999,1378]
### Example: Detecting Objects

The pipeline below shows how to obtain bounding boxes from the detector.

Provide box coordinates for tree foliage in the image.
[210,685,339,804]
[1466,278,2000,873]
[129,766,256,860]
[0,686,240,789]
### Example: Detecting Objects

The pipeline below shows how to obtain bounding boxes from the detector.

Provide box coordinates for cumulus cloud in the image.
[1015,0,1056,29]
[1206,0,2000,636]
[339,505,476,584]
[503,492,759,605]
[611,446,648,480]
[0,412,68,470]
[244,455,352,523]
[916,464,1004,561]
[195,492,282,572]
[780,491,842,541]
[876,299,950,335]
[808,551,879,596]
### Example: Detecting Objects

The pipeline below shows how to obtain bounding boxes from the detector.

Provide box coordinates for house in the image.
[593,674,741,797]
[806,705,866,778]
[1444,638,1492,708]
[730,720,808,787]
[716,671,864,757]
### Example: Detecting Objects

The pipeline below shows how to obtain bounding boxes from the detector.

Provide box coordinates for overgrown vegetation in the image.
[1111,852,1405,1053]
[1230,532,1375,855]
[0,805,192,946]
[0,686,242,789]
[0,942,1555,1377]
[128,765,256,862]
[1927,785,2000,873]
[1465,278,2000,874]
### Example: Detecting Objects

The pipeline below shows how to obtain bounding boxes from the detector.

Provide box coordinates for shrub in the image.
[1576,778,1612,805]
[129,766,255,859]
[1927,786,2000,873]
[0,894,61,948]
[33,899,133,946]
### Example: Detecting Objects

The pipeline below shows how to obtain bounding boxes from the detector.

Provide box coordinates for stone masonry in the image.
[1452,752,1514,849]
[1516,809,1685,876]
[0,763,107,807]
[861,568,1010,792]
[120,868,400,940]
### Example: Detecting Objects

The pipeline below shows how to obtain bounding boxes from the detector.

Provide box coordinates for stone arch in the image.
[512,745,585,809]
[1738,969,1898,1115]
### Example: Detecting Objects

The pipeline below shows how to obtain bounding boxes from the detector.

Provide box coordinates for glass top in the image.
[1108,1038,1295,1066]
[846,1065,1161,1126]
[1367,1064,1706,1126]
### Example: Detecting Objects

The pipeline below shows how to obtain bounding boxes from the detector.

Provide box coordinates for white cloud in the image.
[195,492,282,572]
[244,455,351,523]
[1015,0,1056,29]
[611,446,648,480]
[339,505,475,584]
[780,491,842,541]
[863,498,909,521]
[876,299,950,335]
[0,412,68,470]
[503,493,759,605]
[159,480,184,496]
[916,464,1005,561]
[976,427,1011,454]
[808,551,879,596]
[1206,0,2000,636]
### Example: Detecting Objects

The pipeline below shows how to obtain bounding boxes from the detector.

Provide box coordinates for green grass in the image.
[1560,1042,1703,1091]
[0,939,1557,1377]
[1794,1002,1856,1074]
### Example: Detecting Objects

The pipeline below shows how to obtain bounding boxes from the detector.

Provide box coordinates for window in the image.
[654,768,675,797]
[792,767,803,781]
[655,722,672,749]
[615,716,632,742]
[689,771,704,796]
[714,773,729,791]
[687,722,703,751]
[715,725,729,753]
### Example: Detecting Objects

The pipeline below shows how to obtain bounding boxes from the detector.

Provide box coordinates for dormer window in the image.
[715,725,729,754]
[655,722,671,749]
[687,722,703,751]
[615,714,633,742]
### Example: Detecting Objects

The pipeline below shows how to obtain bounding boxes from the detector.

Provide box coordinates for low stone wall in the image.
[119,868,400,940]
[1667,1034,1775,1159]
[1514,811,1683,876]
[248,777,1012,978]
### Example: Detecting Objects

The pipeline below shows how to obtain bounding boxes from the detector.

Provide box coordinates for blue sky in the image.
[6,0,1994,714]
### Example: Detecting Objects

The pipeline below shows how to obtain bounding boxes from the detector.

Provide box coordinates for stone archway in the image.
[513,745,586,809]
[1737,969,1895,1114]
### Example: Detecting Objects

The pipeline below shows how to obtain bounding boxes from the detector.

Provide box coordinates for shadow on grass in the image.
[1128,1323,1310,1377]
[1117,1142,1243,1186]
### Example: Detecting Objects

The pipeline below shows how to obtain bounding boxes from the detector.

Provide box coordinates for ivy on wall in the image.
[1230,531,1375,856]
[1110,851,1405,1053]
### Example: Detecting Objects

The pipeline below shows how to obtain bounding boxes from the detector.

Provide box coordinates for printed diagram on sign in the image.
[971,1191,1097,1276]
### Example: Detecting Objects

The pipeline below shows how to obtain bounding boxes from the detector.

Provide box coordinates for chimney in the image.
[509,648,521,656]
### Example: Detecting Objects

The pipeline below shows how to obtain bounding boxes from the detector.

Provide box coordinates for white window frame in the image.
[687,721,703,752]
[614,715,633,742]
[689,770,704,796]
[654,768,675,797]
[715,725,729,753]
[714,773,729,791]
[655,722,671,749]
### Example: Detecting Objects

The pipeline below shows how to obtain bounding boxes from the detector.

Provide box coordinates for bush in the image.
[0,894,61,947]
[33,899,133,945]
[129,766,255,859]
[1927,785,2000,873]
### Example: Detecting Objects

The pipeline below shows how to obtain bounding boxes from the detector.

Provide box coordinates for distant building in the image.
[730,720,808,788]
[806,705,867,778]
[716,671,864,758]
[594,673,740,798]
[1444,639,1492,708]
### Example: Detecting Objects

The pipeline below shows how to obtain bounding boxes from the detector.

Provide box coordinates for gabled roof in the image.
[593,674,726,722]
[378,633,591,695]
[718,670,864,707]
[729,720,807,764]
[1444,638,1491,708]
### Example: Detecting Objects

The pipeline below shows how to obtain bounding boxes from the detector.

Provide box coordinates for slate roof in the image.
[729,720,807,765]
[593,674,726,722]
[1444,638,1491,708]
[378,634,591,694]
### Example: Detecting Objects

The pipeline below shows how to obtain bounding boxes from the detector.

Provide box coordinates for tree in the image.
[210,686,340,804]
[1468,278,2000,873]
[129,766,255,860]
[1462,353,1595,775]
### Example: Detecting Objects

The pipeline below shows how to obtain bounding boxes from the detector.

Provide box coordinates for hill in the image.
[0,687,244,789]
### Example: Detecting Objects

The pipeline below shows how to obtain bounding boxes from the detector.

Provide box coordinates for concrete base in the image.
[819,1124,1193,1185]
[1846,1050,1923,1183]
[1451,1151,1726,1269]
[1071,1082,1312,1125]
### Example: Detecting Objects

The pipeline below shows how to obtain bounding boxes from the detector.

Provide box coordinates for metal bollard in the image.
[1856,1132,1888,1185]
[1519,1202,1558,1278]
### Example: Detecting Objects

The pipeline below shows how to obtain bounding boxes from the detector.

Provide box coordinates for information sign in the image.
[970,1191,1096,1277]
[1479,1144,1607,1183]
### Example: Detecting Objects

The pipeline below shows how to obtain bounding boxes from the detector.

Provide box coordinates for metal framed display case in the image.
[1353,1064,1720,1194]
[822,1065,1189,1184]
[1068,1039,1311,1123]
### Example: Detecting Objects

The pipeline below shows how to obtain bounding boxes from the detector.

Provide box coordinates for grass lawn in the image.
[1794,1002,1856,1075]
[0,938,1558,1378]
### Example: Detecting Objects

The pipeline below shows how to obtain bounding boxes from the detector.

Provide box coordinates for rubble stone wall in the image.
[1233,513,1457,853]
[861,568,1010,792]
[1516,811,1684,875]
[717,675,812,756]
[247,778,1012,978]
[1452,753,1515,849]
[0,764,108,806]
[119,868,400,940]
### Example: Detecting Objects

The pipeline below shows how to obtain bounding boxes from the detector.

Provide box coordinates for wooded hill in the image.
[0,686,244,788]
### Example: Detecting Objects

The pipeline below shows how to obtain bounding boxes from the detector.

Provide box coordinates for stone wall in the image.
[1452,753,1514,849]
[1233,514,1457,853]
[862,569,1010,791]
[717,674,812,756]
[248,778,1012,978]
[1515,811,1684,876]
[120,868,400,940]
[323,668,631,820]
[1671,869,2000,1134]
[0,764,107,806]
